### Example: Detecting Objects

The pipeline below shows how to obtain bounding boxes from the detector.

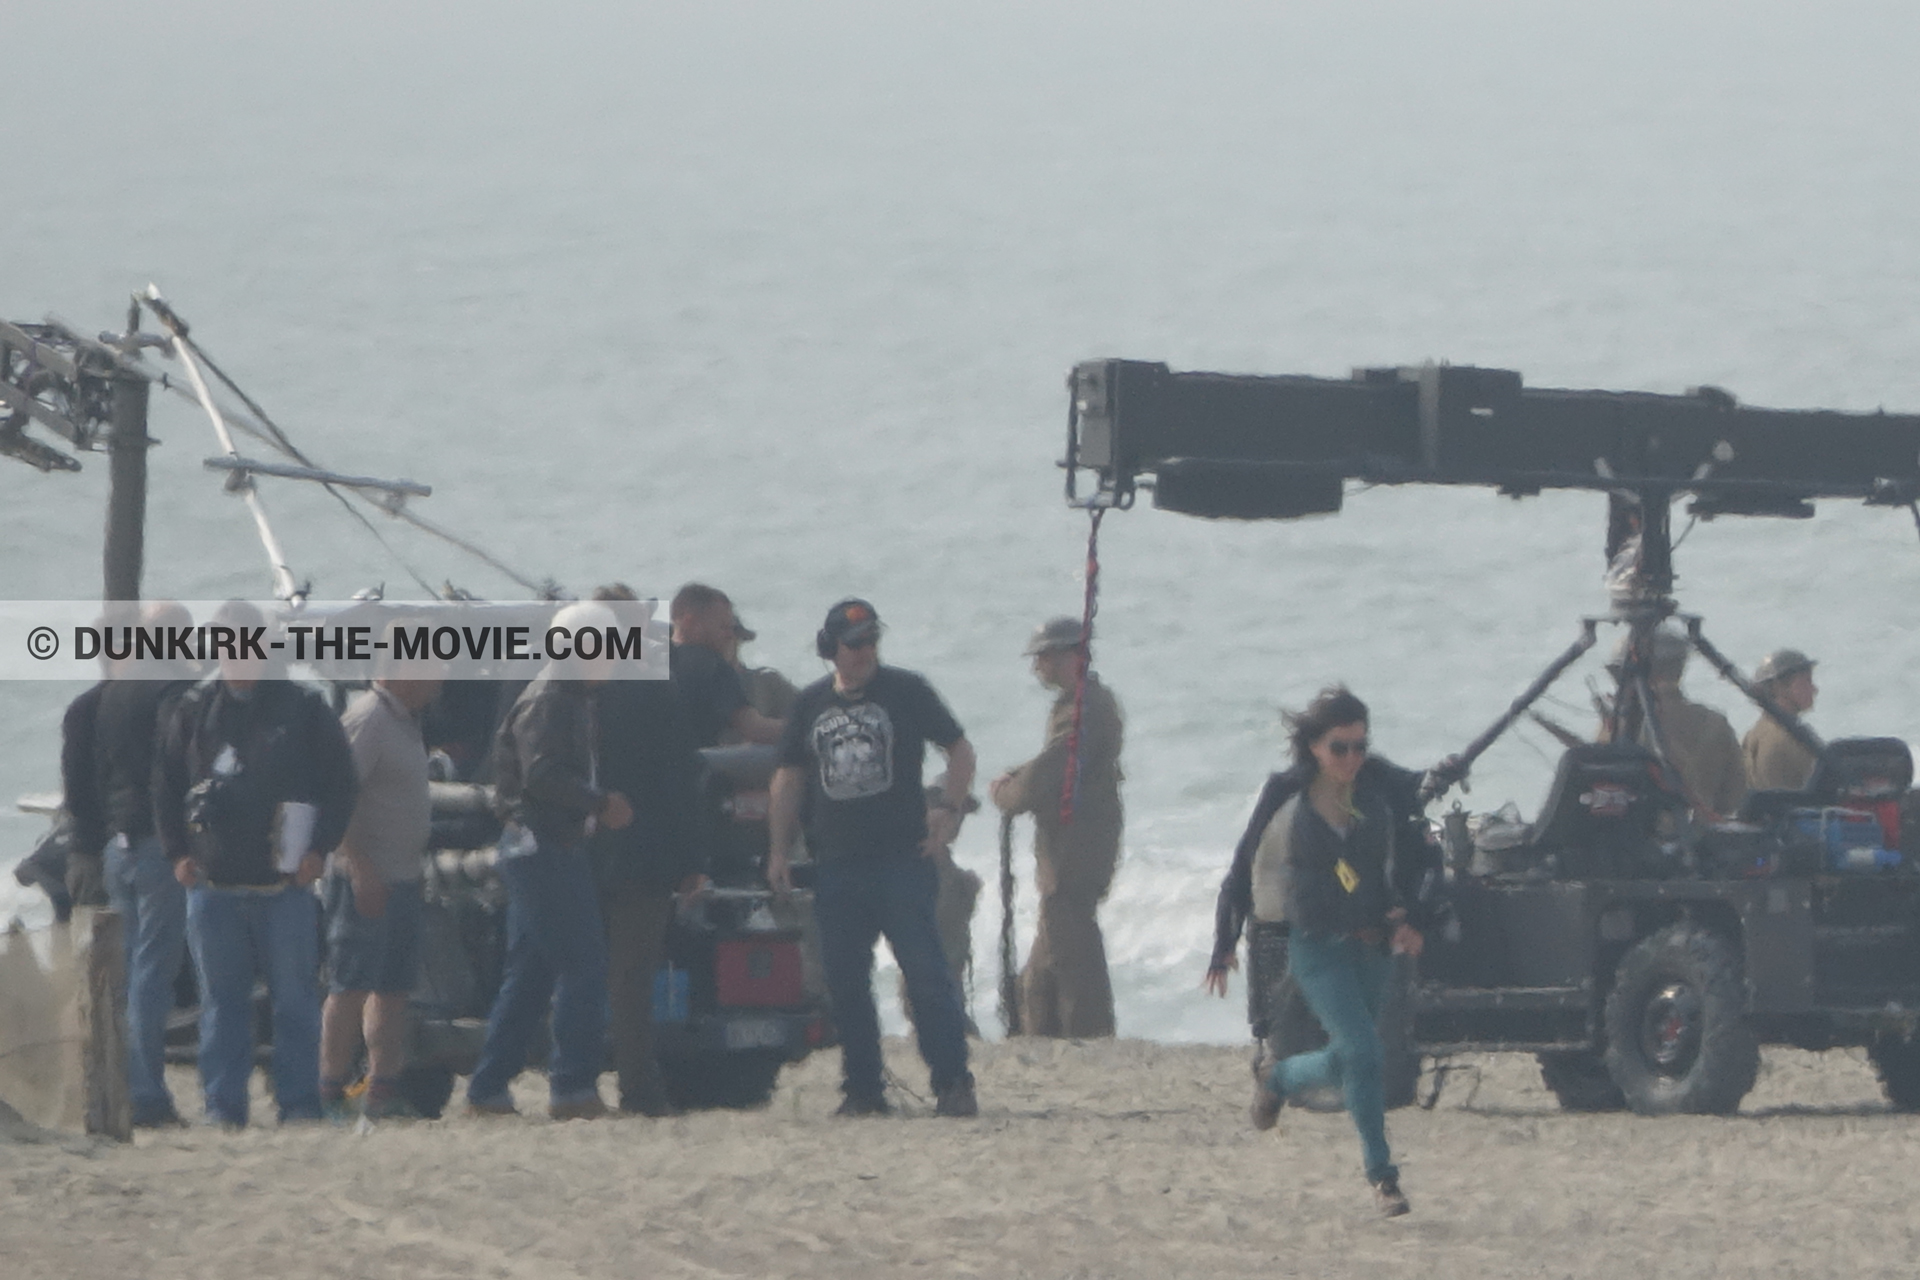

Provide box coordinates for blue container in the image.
[652,966,690,1022]
[1787,808,1902,872]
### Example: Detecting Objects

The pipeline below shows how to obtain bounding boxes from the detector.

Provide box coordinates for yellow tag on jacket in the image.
[1334,858,1360,894]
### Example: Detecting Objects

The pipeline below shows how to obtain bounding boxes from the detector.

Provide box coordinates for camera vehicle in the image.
[1067,357,1920,1115]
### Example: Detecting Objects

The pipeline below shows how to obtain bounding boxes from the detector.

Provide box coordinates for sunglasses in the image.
[1325,737,1370,759]
[841,636,877,651]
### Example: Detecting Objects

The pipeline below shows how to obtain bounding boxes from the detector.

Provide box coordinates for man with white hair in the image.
[465,600,630,1120]
[155,598,358,1127]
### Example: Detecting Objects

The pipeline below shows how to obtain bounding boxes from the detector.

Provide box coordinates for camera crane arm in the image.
[1063,359,1920,801]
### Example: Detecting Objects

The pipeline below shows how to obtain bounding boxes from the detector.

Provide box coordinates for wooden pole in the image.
[80,909,131,1141]
[103,371,148,603]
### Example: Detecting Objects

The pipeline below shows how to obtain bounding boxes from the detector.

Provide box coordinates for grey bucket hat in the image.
[1024,616,1086,656]
[1753,648,1816,685]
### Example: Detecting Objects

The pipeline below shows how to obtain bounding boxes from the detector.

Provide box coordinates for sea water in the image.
[4,0,1919,1042]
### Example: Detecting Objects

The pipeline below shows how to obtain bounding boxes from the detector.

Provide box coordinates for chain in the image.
[1059,507,1104,825]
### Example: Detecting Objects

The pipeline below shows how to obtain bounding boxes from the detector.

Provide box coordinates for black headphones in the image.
[816,597,877,659]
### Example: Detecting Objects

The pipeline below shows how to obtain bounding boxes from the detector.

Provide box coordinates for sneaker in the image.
[833,1093,892,1118]
[321,1095,359,1125]
[548,1091,609,1121]
[1250,1057,1283,1132]
[466,1093,518,1119]
[934,1077,979,1118]
[1372,1176,1410,1218]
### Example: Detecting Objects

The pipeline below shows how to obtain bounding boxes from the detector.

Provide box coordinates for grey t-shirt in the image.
[331,686,431,883]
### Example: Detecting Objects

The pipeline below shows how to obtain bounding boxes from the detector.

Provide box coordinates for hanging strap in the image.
[998,811,1021,1036]
[1059,508,1105,825]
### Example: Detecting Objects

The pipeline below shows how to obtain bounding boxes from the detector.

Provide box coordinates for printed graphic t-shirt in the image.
[779,665,963,861]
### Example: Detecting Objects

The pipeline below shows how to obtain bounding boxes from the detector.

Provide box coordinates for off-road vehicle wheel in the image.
[1537,1050,1626,1112]
[1603,924,1758,1115]
[1867,1034,1920,1111]
[660,1050,785,1109]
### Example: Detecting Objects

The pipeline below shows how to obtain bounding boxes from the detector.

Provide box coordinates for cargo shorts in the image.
[322,874,425,995]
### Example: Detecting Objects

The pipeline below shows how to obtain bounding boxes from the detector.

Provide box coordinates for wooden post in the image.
[104,371,148,604]
[79,910,131,1141]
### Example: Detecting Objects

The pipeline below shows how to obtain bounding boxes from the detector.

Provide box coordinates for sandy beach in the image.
[1,1037,1914,1279]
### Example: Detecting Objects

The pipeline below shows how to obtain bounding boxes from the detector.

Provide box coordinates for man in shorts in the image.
[319,662,443,1119]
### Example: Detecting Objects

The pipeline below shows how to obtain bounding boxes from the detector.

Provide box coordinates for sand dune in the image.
[0,1038,1912,1278]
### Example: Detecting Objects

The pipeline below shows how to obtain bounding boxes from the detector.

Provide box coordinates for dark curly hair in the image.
[1284,684,1370,770]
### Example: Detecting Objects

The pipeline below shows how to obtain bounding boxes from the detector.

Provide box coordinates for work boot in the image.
[1372,1176,1410,1218]
[1249,1054,1282,1132]
[465,1093,518,1119]
[833,1092,892,1118]
[363,1092,423,1122]
[548,1091,609,1121]
[934,1077,979,1118]
[619,1088,681,1119]
[132,1106,188,1131]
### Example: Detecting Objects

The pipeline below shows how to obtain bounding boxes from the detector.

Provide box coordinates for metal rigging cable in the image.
[138,291,547,597]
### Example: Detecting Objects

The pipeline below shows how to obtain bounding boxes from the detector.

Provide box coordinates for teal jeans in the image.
[1266,932,1397,1183]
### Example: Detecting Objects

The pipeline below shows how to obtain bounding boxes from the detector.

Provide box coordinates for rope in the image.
[1058,507,1104,825]
[998,811,1021,1036]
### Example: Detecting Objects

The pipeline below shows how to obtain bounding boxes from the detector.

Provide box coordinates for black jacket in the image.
[60,683,108,857]
[154,677,358,887]
[1209,755,1440,971]
[590,677,701,890]
[93,676,195,844]
[492,672,604,850]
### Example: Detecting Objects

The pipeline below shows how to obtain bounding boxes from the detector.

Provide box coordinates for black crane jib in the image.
[1063,360,1920,520]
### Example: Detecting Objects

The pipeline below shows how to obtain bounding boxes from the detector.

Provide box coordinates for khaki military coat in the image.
[1743,713,1818,792]
[1649,685,1747,817]
[997,675,1124,899]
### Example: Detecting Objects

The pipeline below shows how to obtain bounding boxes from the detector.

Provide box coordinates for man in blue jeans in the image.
[154,600,358,1127]
[82,601,198,1127]
[465,600,630,1121]
[768,598,978,1118]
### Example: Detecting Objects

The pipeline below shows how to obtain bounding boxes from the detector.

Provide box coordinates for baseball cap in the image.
[820,598,882,649]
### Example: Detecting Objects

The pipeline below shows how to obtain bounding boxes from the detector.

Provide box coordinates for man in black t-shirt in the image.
[769,598,979,1117]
